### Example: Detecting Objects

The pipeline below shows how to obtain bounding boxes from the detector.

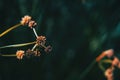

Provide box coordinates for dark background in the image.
[0,0,120,80]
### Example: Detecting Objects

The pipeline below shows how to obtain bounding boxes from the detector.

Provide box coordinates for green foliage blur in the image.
[0,0,120,80]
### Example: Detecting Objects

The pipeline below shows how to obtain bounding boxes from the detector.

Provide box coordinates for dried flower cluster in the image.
[16,50,25,59]
[16,35,52,60]
[96,49,120,80]
[96,49,114,62]
[20,15,37,28]
[0,15,52,60]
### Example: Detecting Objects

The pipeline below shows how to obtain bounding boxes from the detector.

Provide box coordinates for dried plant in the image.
[0,15,52,60]
[96,49,120,80]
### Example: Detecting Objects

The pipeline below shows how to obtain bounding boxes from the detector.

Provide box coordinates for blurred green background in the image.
[0,0,120,80]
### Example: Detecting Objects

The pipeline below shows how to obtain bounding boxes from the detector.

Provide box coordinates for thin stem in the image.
[79,60,96,80]
[101,59,112,63]
[98,62,106,72]
[0,41,36,49]
[0,23,22,37]
[32,28,38,38]
[98,59,112,72]
[31,44,38,51]
[40,44,46,48]
[1,54,16,57]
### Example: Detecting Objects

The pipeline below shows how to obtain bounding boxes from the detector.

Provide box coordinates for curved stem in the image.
[1,54,16,57]
[0,41,36,49]
[98,59,112,72]
[0,23,22,37]
[31,44,38,51]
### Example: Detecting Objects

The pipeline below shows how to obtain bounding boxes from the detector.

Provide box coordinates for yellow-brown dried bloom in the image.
[28,20,37,29]
[105,49,114,58]
[96,49,114,62]
[104,67,114,80]
[112,57,119,67]
[20,15,32,25]
[16,50,25,59]
[117,62,120,68]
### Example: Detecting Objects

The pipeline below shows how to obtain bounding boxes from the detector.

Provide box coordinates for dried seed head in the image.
[36,36,46,45]
[44,45,52,53]
[28,20,37,29]
[25,49,35,58]
[104,67,114,80]
[96,49,114,62]
[20,15,32,25]
[118,62,120,68]
[34,49,41,56]
[104,49,114,58]
[112,57,119,67]
[25,49,41,58]
[16,50,25,59]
